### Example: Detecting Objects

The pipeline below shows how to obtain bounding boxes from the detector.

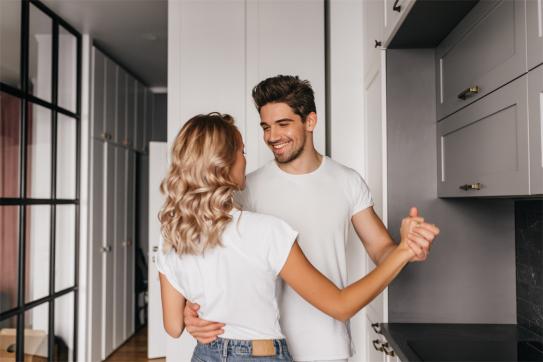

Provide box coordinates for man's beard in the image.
[273,135,306,164]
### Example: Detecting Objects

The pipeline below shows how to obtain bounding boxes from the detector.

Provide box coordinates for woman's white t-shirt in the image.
[155,208,298,340]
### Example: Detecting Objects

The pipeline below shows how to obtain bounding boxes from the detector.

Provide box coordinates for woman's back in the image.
[156,209,297,340]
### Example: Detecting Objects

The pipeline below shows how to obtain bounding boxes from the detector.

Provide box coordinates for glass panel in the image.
[28,4,52,102]
[55,205,75,292]
[54,293,73,361]
[0,206,19,314]
[25,205,50,303]
[56,115,76,199]
[0,92,20,198]
[0,0,21,88]
[26,103,51,198]
[23,303,49,360]
[58,26,77,112]
[0,315,18,362]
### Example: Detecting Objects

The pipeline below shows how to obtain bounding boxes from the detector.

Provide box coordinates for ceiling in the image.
[43,0,167,88]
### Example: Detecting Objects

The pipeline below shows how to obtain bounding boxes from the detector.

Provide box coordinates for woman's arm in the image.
[159,272,186,338]
[279,216,436,321]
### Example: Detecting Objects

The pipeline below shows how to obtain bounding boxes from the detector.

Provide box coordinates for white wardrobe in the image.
[88,46,152,361]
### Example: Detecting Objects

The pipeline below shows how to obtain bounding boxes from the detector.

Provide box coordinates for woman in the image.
[157,113,438,362]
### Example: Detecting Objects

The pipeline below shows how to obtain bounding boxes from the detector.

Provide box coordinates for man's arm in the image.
[352,206,438,265]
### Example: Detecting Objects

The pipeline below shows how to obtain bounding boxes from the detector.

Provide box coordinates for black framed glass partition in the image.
[0,1,81,361]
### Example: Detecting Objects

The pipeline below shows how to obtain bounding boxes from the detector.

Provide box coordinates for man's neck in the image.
[276,148,323,175]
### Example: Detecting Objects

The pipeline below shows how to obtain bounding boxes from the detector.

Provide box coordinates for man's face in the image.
[259,102,307,163]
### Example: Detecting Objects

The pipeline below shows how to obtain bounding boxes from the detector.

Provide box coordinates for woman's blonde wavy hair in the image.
[159,112,242,255]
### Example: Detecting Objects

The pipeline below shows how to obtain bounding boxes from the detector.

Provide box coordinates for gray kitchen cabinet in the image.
[134,81,145,152]
[437,74,529,197]
[435,0,526,120]
[384,0,414,47]
[104,58,118,142]
[126,77,136,148]
[91,48,105,140]
[529,65,543,194]
[527,0,543,70]
[116,68,127,146]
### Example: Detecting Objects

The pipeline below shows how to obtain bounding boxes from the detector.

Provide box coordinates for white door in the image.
[148,142,169,358]
[364,51,388,360]
[113,145,126,349]
[102,143,116,359]
[126,149,136,338]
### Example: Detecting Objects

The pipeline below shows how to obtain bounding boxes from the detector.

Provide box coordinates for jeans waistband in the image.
[199,337,289,357]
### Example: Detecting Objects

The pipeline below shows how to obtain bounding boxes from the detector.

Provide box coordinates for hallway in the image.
[104,326,165,362]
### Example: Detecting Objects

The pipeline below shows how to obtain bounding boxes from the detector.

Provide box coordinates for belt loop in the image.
[222,339,229,358]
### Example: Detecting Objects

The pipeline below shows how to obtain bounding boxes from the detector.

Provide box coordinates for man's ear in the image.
[305,112,317,132]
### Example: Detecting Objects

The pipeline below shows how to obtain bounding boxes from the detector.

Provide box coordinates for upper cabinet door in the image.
[116,68,127,146]
[529,65,543,195]
[527,0,543,70]
[437,74,529,197]
[145,90,153,150]
[91,48,105,139]
[134,82,145,152]
[436,0,526,120]
[363,0,385,77]
[104,57,118,142]
[384,0,414,46]
[126,76,136,148]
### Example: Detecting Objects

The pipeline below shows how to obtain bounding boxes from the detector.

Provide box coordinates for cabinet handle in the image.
[100,245,112,253]
[457,86,480,100]
[459,182,482,191]
[374,40,382,48]
[393,0,401,12]
[153,246,158,252]
[372,339,384,352]
[382,343,396,356]
[371,322,382,334]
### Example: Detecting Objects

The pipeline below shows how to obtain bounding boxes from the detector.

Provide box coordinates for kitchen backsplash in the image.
[516,199,543,338]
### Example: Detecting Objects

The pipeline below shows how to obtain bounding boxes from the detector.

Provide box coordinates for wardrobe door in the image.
[125,150,136,337]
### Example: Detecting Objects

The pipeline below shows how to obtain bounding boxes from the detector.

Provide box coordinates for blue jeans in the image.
[191,338,293,362]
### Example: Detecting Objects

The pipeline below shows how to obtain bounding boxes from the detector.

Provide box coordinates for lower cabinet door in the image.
[437,74,529,197]
[529,65,543,195]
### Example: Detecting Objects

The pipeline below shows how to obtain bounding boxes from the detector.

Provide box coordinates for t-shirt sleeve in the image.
[266,217,299,275]
[235,187,254,212]
[350,172,374,216]
[155,236,187,297]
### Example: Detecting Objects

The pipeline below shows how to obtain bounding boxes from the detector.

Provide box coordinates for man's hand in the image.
[183,301,224,343]
[403,207,440,262]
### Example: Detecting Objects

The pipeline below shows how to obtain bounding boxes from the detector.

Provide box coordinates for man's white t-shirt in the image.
[156,209,298,340]
[238,156,373,361]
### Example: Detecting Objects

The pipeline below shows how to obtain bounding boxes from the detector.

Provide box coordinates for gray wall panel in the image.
[386,49,516,323]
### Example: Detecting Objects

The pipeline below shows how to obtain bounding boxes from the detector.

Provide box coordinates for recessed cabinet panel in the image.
[135,82,145,151]
[104,58,117,141]
[126,77,136,148]
[92,48,105,139]
[116,69,127,145]
[527,0,543,70]
[363,0,385,77]
[436,0,526,120]
[529,65,543,194]
[437,75,529,197]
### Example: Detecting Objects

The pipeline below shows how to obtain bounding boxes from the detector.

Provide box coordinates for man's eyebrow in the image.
[259,118,295,126]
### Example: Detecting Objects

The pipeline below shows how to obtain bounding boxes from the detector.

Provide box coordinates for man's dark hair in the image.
[252,75,316,122]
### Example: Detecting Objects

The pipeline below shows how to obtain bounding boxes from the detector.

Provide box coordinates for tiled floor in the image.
[104,326,165,362]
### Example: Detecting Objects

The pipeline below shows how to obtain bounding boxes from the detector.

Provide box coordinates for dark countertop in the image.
[380,323,543,362]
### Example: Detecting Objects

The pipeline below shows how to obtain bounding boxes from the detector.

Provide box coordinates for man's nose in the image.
[269,126,280,142]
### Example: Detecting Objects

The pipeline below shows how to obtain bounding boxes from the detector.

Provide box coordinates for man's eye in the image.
[279,123,289,127]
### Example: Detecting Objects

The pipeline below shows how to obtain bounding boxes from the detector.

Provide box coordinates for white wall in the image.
[168,0,325,174]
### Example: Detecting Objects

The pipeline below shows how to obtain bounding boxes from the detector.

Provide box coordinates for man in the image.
[183,75,437,361]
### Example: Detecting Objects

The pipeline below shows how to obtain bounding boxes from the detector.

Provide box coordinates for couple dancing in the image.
[156,75,439,362]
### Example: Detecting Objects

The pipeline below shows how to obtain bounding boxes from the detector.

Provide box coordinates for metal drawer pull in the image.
[101,245,112,253]
[393,0,401,12]
[459,182,482,191]
[382,343,396,357]
[372,339,384,352]
[374,40,382,48]
[457,86,480,100]
[371,322,382,334]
